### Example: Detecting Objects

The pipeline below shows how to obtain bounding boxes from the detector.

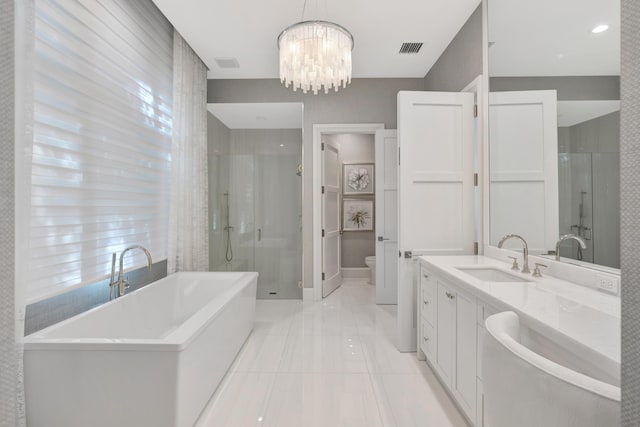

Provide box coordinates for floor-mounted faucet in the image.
[498,234,530,274]
[109,245,153,299]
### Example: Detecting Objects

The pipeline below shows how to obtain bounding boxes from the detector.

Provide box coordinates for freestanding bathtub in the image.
[24,271,258,427]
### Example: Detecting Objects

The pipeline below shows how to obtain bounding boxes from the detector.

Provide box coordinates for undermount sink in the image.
[455,267,532,283]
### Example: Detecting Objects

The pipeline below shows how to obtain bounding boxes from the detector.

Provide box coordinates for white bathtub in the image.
[24,271,258,427]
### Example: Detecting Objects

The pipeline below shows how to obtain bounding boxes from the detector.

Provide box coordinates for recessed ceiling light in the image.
[592,24,609,34]
[279,144,285,147]
[255,116,267,121]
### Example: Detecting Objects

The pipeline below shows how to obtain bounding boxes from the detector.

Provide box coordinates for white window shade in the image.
[28,0,173,303]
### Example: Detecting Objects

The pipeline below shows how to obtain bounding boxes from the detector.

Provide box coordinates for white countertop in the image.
[418,255,620,380]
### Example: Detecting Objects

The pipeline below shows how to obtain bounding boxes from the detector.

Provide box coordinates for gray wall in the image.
[325,133,376,268]
[423,4,483,91]
[490,76,620,100]
[621,0,640,423]
[207,78,425,288]
[1,0,18,422]
[559,111,620,154]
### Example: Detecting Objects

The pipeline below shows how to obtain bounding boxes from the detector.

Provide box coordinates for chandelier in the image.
[277,20,354,94]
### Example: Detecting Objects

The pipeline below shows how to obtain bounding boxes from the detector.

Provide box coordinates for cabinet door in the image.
[436,281,455,387]
[453,287,477,421]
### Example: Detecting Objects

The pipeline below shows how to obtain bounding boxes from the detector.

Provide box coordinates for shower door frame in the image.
[311,123,385,302]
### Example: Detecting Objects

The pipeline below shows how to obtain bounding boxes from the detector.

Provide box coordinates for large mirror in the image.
[487,0,621,270]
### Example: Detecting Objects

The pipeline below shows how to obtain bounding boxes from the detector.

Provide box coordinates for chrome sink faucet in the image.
[109,245,153,298]
[555,234,587,261]
[497,234,530,274]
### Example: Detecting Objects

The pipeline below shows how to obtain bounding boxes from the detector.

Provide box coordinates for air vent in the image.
[399,42,423,54]
[214,57,240,68]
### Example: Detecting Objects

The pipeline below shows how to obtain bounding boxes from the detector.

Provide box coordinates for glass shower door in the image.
[558,152,620,268]
[210,129,302,299]
[253,137,302,299]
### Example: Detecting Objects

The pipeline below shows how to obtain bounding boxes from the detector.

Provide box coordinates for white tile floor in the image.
[195,278,468,427]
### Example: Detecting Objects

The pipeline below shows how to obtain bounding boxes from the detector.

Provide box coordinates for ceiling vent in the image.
[214,57,240,68]
[399,42,423,54]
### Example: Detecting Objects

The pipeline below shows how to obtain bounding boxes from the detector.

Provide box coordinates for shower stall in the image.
[209,121,303,299]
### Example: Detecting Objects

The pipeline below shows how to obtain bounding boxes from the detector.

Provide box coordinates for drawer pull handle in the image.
[445,292,455,300]
[423,337,429,342]
[423,300,429,304]
[423,273,429,278]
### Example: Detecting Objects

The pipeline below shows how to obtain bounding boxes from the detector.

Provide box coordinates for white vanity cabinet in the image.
[418,255,621,427]
[419,266,479,424]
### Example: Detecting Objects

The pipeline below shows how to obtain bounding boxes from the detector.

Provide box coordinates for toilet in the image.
[364,256,376,285]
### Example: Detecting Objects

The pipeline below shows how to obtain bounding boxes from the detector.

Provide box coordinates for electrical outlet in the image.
[597,274,619,295]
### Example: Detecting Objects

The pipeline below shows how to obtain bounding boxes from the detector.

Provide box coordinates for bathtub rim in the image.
[23,271,258,352]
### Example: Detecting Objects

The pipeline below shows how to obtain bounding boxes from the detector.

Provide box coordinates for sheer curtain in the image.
[168,30,209,273]
[6,0,33,424]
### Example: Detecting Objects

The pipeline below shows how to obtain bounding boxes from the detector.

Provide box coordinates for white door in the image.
[322,139,342,297]
[375,130,398,304]
[489,90,559,253]
[397,91,475,352]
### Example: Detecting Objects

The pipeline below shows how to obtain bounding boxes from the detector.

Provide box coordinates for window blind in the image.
[28,0,173,302]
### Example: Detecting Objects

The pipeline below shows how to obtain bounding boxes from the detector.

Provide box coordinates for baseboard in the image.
[302,287,315,302]
[341,268,370,279]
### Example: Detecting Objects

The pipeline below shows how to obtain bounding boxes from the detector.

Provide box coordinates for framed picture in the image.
[343,163,374,195]
[343,199,374,231]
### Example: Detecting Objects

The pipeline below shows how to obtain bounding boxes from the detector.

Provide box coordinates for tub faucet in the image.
[109,245,153,298]
[555,234,587,261]
[497,234,530,274]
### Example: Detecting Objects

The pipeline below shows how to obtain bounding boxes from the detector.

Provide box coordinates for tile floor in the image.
[195,278,468,427]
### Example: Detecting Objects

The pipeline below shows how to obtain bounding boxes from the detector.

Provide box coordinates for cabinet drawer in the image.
[420,283,436,326]
[421,319,436,361]
[420,267,436,291]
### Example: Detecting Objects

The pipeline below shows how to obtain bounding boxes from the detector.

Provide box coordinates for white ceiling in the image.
[557,100,620,127]
[151,0,480,79]
[488,0,620,77]
[208,102,303,129]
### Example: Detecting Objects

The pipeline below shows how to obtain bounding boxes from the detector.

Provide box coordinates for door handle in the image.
[445,292,455,300]
[377,236,390,242]
[258,228,262,242]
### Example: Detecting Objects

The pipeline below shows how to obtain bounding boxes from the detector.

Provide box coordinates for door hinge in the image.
[322,229,325,237]
[322,272,326,280]
[474,242,479,255]
[321,185,325,194]
[474,173,478,187]
[398,251,402,258]
[321,142,325,151]
[474,104,478,118]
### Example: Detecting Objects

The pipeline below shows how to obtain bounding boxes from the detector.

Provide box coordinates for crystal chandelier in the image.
[278,20,354,94]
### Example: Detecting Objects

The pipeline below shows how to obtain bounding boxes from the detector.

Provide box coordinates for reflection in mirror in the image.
[487,0,620,269]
